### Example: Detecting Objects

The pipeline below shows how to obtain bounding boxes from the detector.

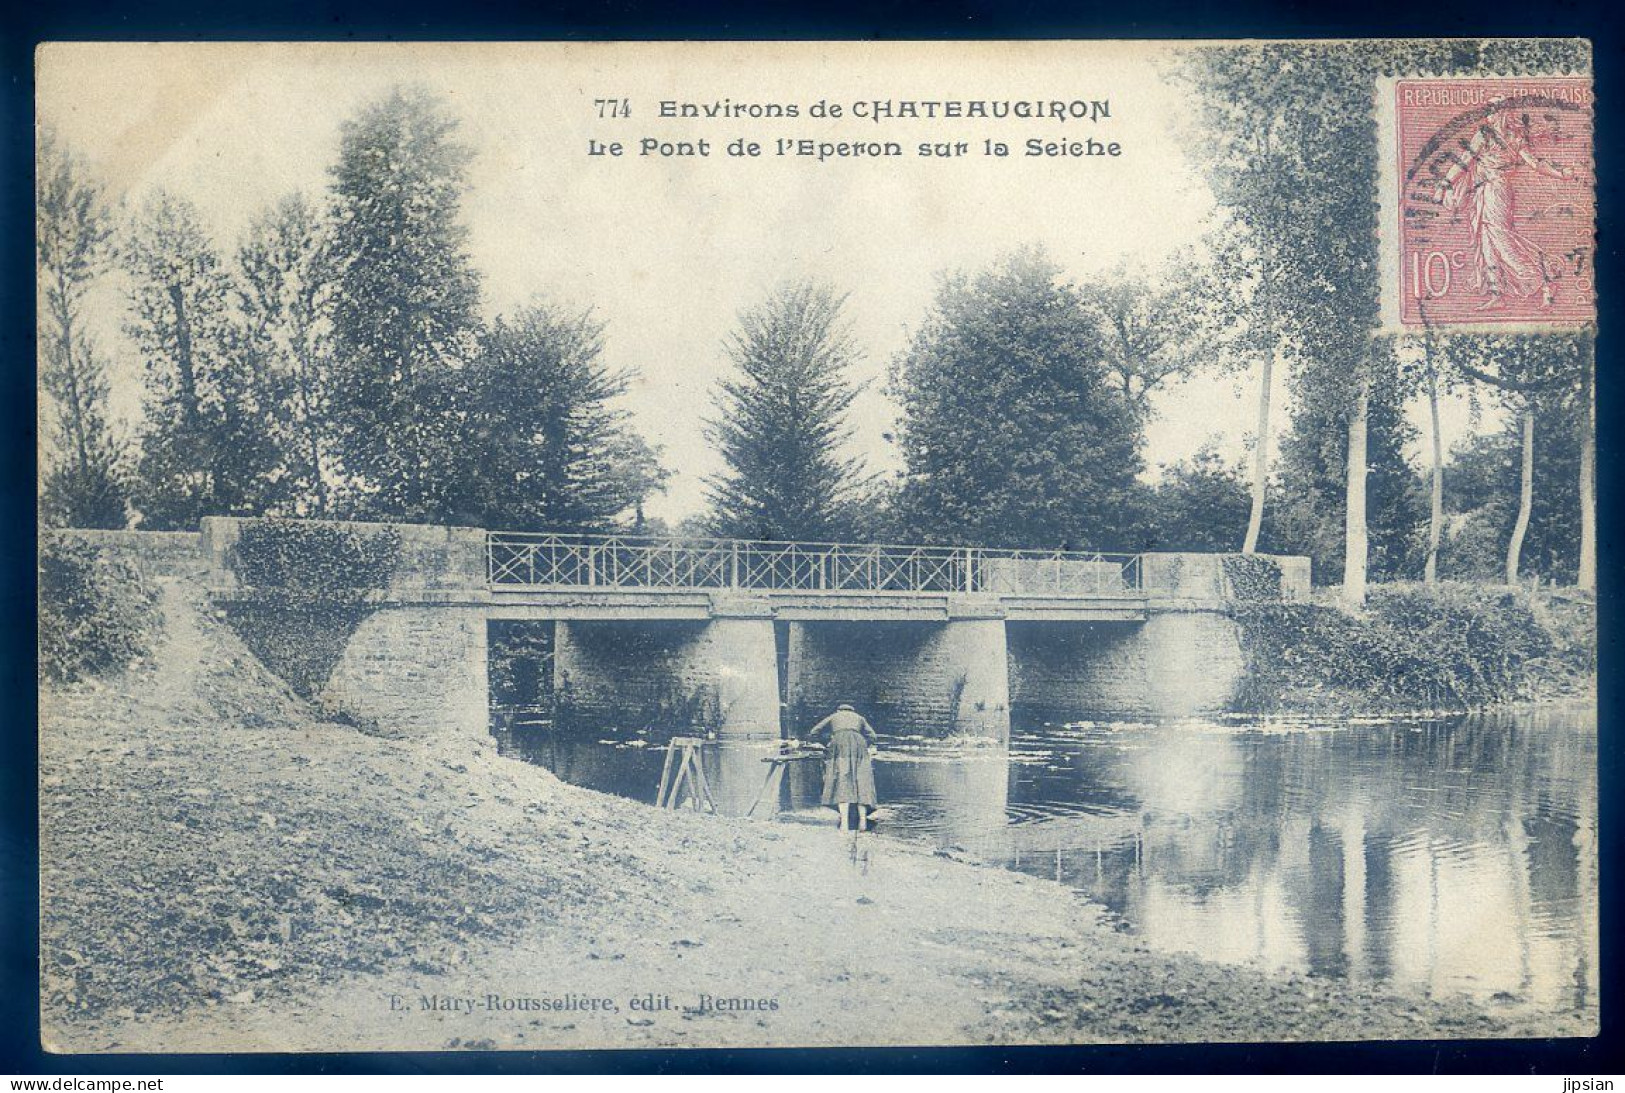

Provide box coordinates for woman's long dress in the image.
[818,725,878,808]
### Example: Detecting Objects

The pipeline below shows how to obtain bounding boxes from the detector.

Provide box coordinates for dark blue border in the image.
[2,0,1619,1076]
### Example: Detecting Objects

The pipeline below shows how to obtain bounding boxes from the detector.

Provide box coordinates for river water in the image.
[492,706,1597,1015]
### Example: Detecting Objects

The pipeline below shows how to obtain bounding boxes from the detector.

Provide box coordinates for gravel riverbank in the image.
[39,582,1597,1053]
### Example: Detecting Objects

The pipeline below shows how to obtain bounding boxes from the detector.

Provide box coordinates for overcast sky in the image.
[39,42,1482,525]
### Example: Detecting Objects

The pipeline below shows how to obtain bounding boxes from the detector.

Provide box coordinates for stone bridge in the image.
[190,519,1310,743]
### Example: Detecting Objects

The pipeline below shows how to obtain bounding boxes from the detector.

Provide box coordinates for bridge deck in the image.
[486,589,1149,623]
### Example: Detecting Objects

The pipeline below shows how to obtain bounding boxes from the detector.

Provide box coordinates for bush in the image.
[39,536,161,684]
[1231,582,1562,713]
[1527,588,1597,684]
[1367,584,1551,707]
[1144,447,1252,553]
[223,521,401,700]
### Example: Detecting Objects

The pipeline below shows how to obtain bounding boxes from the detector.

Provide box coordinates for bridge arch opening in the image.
[488,619,555,717]
[785,619,1009,742]
[1006,620,1146,724]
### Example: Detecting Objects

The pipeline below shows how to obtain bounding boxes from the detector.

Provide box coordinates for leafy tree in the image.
[1363,383,1430,582]
[1179,44,1390,603]
[1206,225,1290,556]
[1145,446,1252,553]
[1267,351,1425,583]
[1433,332,1590,583]
[235,193,339,516]
[1078,249,1241,421]
[36,130,129,528]
[888,250,1143,549]
[1394,326,1452,584]
[454,305,649,532]
[327,86,482,522]
[123,190,279,529]
[1438,391,1583,585]
[704,281,873,541]
[1078,243,1255,551]
[1577,348,1595,589]
[606,433,671,531]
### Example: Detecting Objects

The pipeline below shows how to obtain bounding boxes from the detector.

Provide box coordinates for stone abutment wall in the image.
[202,518,491,739]
[1007,612,1245,721]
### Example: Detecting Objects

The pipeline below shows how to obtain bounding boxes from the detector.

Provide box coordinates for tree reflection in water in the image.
[493,705,1596,1014]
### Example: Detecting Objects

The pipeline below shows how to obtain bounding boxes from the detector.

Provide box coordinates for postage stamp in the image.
[1384,76,1595,331]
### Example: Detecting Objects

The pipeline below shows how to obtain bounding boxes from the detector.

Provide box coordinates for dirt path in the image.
[39,582,1597,1053]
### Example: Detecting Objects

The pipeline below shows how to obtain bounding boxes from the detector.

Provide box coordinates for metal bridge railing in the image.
[487,532,1144,597]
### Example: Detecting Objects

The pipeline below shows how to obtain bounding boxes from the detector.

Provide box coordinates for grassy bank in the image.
[37,576,1596,1052]
[1230,582,1596,715]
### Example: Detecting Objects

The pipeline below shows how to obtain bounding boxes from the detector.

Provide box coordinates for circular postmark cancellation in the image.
[1392,77,1595,331]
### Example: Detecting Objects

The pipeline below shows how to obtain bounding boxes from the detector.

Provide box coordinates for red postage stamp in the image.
[1392,76,1595,330]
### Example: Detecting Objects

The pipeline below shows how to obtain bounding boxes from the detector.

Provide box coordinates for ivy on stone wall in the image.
[229,520,401,600]
[1221,554,1283,602]
[222,521,402,700]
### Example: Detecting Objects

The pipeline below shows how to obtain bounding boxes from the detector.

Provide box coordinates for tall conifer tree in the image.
[457,305,655,531]
[705,281,872,541]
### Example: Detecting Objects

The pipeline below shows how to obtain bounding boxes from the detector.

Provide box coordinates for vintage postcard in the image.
[36,40,1596,1054]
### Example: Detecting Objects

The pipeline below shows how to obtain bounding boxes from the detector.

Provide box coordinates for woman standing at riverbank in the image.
[807,703,879,831]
